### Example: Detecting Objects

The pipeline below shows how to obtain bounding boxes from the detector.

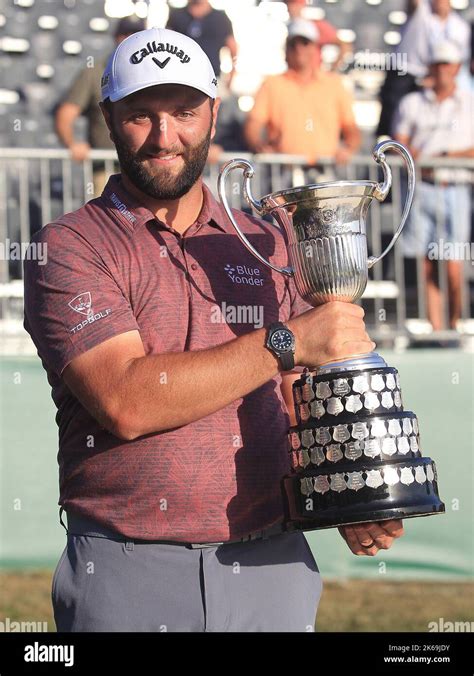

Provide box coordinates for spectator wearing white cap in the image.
[244,19,360,168]
[283,0,351,71]
[377,0,470,139]
[392,40,474,332]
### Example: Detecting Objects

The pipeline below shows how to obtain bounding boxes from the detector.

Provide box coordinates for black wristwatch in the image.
[266,321,296,371]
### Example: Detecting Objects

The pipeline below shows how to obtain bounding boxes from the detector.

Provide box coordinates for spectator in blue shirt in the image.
[166,0,238,84]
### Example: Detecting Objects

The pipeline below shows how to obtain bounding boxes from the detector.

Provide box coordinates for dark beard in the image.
[111,125,212,201]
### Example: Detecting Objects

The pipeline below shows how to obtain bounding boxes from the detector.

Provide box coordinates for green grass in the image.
[317,579,474,632]
[1,572,472,632]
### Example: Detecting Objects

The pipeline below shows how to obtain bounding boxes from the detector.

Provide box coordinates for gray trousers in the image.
[52,511,323,632]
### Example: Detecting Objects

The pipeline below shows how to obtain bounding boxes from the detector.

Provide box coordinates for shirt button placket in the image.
[181,236,199,273]
[179,237,192,298]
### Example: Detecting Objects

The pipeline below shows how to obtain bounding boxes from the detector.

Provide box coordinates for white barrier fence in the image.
[0,149,472,339]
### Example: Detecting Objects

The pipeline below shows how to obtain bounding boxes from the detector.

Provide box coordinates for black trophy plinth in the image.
[282,365,445,531]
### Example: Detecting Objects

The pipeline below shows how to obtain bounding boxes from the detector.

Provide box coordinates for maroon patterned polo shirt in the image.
[23,174,312,543]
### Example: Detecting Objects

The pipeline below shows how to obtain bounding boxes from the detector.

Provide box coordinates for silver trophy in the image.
[218,141,445,530]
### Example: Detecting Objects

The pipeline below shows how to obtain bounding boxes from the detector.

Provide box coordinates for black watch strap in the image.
[279,350,295,371]
[267,321,295,371]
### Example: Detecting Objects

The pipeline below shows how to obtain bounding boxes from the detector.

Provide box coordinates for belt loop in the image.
[59,506,68,534]
[125,541,134,551]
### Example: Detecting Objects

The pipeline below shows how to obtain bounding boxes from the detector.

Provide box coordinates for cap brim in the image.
[431,60,460,65]
[107,79,216,102]
[287,33,317,42]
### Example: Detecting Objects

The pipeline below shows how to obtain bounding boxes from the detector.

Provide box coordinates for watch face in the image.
[271,329,294,352]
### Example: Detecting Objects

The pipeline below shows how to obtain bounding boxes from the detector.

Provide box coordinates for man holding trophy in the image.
[24,27,415,633]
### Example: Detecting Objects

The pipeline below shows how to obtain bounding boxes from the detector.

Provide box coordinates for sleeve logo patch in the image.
[68,292,93,317]
[68,292,112,334]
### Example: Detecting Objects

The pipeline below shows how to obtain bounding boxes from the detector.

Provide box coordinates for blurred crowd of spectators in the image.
[55,0,473,166]
[54,0,365,167]
[52,0,473,332]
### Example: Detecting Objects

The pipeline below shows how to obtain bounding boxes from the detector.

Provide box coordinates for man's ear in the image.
[210,97,221,140]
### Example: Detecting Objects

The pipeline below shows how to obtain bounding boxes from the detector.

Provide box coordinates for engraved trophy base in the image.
[282,458,445,531]
[282,353,445,531]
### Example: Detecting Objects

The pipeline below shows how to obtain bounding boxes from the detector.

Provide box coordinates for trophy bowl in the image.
[252,180,382,305]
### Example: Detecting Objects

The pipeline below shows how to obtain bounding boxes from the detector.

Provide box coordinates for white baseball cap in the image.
[430,41,462,65]
[101,27,218,102]
[287,18,319,43]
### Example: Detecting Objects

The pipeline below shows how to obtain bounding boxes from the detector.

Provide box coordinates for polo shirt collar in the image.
[101,173,232,235]
[423,86,462,104]
[200,182,235,234]
[284,68,320,84]
[101,174,157,232]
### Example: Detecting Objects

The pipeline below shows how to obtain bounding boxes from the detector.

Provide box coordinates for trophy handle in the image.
[368,140,416,269]
[217,158,294,277]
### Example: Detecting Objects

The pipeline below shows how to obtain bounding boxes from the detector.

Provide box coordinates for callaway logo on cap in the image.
[101,27,218,102]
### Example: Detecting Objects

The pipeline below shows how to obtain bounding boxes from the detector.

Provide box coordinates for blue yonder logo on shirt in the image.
[224,263,264,286]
